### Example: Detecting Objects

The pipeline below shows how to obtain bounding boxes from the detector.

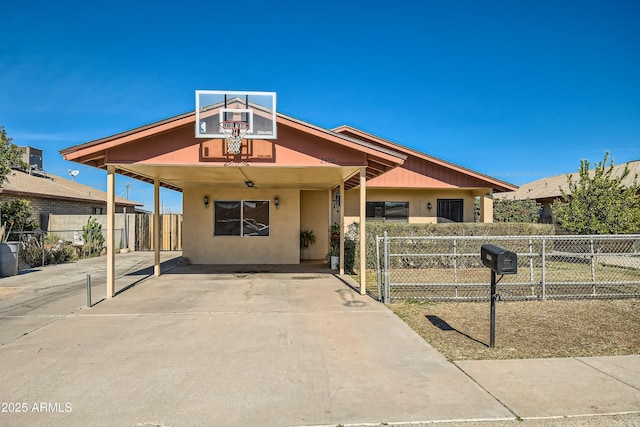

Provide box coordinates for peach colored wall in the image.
[479,195,494,223]
[106,123,367,168]
[183,187,300,264]
[343,188,479,224]
[367,155,497,188]
[300,190,330,260]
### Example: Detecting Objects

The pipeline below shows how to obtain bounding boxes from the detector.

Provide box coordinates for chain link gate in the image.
[375,234,640,302]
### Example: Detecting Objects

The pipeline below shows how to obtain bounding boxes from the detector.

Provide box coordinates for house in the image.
[0,162,142,230]
[60,90,516,297]
[494,160,640,224]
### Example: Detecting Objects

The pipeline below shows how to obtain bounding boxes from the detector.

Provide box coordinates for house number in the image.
[321,157,336,164]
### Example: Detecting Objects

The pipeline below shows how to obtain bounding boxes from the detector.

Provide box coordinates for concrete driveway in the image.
[0,254,511,426]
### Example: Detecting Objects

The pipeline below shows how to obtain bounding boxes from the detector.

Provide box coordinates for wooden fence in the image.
[135,214,182,251]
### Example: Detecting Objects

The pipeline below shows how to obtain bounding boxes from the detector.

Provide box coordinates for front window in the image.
[366,201,409,222]
[214,200,270,236]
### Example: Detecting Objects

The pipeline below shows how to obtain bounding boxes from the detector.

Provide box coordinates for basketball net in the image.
[220,121,249,155]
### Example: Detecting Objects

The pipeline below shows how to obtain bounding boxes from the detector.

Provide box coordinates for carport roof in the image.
[60,110,407,192]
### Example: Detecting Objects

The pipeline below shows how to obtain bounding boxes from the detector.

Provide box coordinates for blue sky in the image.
[2,1,639,213]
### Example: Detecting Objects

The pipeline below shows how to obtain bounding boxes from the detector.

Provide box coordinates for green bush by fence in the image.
[346,222,556,271]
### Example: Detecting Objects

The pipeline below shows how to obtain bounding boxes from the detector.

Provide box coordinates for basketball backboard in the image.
[195,90,277,139]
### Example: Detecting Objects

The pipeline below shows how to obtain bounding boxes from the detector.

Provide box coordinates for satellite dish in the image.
[69,170,80,178]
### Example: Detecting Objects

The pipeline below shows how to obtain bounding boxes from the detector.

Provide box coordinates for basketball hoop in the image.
[220,120,249,154]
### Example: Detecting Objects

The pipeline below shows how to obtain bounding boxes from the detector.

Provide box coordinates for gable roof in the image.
[60,110,407,191]
[0,169,141,207]
[495,160,640,201]
[332,125,518,192]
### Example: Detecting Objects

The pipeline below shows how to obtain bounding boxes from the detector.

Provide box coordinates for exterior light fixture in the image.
[204,196,209,208]
[427,202,433,210]
[245,180,254,188]
[274,196,280,210]
[333,193,341,209]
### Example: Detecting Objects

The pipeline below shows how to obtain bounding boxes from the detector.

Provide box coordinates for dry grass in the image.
[389,298,640,361]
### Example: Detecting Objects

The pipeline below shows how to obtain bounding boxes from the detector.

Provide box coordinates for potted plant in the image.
[327,241,340,270]
[330,223,341,241]
[300,230,316,248]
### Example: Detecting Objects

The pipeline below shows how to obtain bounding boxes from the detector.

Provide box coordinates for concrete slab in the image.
[0,251,181,345]
[577,355,640,390]
[0,267,512,427]
[456,357,640,419]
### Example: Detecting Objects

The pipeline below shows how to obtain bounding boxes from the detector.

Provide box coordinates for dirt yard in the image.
[389,298,640,360]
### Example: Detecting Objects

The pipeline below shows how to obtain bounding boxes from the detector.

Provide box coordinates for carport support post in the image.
[154,178,160,277]
[359,167,366,295]
[106,165,116,298]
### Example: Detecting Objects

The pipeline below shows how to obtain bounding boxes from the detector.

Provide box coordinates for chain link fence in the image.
[5,229,124,270]
[374,234,640,302]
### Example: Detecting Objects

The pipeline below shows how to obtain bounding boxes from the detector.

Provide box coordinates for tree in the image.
[0,126,28,185]
[0,199,38,233]
[553,152,640,234]
[493,198,542,223]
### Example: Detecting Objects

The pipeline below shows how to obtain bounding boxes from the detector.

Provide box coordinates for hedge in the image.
[345,222,555,272]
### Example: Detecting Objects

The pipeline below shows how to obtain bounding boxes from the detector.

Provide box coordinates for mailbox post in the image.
[481,244,518,348]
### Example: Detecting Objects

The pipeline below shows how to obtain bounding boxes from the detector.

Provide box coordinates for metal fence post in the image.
[541,238,546,300]
[375,235,382,302]
[41,231,45,266]
[383,231,390,304]
[453,238,458,298]
[529,238,534,296]
[590,237,596,296]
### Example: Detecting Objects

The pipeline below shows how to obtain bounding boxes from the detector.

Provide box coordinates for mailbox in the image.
[481,244,517,275]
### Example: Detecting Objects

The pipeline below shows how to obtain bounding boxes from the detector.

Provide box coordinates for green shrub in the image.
[82,216,105,257]
[19,235,44,267]
[348,222,555,271]
[48,244,77,264]
[493,198,542,223]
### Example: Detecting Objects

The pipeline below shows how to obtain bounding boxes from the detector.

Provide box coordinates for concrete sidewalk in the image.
[0,253,638,426]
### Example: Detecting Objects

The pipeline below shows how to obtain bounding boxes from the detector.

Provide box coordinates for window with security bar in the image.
[214,201,270,236]
[437,199,463,223]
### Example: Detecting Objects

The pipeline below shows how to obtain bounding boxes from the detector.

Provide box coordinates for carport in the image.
[60,110,406,298]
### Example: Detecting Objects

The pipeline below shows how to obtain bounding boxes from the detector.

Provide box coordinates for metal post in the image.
[490,270,497,348]
[375,235,382,302]
[453,238,458,298]
[541,238,546,300]
[86,274,92,307]
[383,231,390,304]
[590,238,596,296]
[41,232,45,267]
[529,238,534,296]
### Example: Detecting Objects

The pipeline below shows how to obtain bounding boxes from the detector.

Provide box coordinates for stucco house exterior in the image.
[495,160,640,224]
[60,102,516,296]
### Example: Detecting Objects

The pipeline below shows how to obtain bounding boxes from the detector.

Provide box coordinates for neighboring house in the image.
[495,160,640,224]
[60,100,517,265]
[0,168,142,230]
